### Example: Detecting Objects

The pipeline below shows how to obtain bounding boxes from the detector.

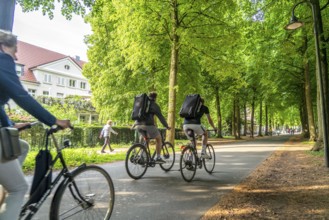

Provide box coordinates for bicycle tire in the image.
[160,142,175,171]
[203,144,216,173]
[125,143,148,179]
[180,146,197,182]
[50,165,114,220]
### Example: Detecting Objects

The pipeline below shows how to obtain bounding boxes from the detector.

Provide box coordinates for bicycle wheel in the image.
[203,144,216,173]
[50,165,114,220]
[160,142,175,171]
[125,144,148,179]
[180,146,197,182]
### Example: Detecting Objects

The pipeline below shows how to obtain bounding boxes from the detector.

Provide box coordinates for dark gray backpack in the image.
[179,94,202,118]
[131,93,151,120]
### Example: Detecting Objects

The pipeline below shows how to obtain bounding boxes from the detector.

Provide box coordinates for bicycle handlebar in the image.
[17,121,42,131]
[17,121,74,133]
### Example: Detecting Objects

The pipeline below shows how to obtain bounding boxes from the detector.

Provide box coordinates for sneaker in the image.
[201,152,210,159]
[155,157,166,164]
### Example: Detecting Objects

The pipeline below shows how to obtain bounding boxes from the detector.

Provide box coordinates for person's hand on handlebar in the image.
[13,122,31,130]
[55,119,72,129]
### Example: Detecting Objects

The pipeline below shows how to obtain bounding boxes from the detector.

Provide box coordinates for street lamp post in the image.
[285,0,329,167]
[0,0,16,31]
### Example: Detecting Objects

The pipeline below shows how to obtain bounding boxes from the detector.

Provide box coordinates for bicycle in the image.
[179,129,216,182]
[16,122,115,220]
[125,129,175,179]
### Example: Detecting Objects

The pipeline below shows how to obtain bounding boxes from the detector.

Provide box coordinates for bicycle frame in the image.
[19,128,86,219]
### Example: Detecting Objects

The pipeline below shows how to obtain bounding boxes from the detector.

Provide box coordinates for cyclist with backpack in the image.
[182,97,217,159]
[133,92,171,164]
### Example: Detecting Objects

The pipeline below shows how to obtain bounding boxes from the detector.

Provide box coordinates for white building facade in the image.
[12,41,98,124]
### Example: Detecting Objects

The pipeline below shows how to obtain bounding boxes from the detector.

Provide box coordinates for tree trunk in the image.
[234,96,241,139]
[311,0,329,160]
[215,86,223,138]
[250,89,255,138]
[0,0,16,31]
[166,0,179,145]
[232,100,235,137]
[314,80,323,151]
[304,59,316,140]
[243,102,247,136]
[258,99,263,136]
[265,103,269,136]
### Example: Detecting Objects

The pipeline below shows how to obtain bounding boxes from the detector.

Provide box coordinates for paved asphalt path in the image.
[26,135,290,220]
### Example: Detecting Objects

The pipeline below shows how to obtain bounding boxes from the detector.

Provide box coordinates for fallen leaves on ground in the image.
[202,136,329,220]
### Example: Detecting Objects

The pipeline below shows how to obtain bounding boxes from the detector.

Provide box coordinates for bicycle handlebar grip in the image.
[17,121,42,131]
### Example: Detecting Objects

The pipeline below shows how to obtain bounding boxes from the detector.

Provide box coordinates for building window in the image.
[57,77,65,86]
[15,64,24,76]
[69,79,76,87]
[91,115,98,122]
[44,74,51,83]
[80,82,86,89]
[64,65,70,70]
[57,93,64,98]
[43,91,49,96]
[80,115,86,122]
[28,89,36,97]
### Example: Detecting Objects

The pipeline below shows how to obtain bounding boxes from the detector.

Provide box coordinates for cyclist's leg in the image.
[138,126,161,155]
[142,126,164,162]
[0,159,28,220]
[155,135,162,155]
[201,130,208,151]
[183,124,196,146]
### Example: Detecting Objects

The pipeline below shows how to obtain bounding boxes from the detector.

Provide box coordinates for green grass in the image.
[307,149,324,157]
[23,144,128,173]
[23,140,192,174]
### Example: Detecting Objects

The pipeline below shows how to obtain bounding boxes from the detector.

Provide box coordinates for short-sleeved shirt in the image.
[183,105,209,125]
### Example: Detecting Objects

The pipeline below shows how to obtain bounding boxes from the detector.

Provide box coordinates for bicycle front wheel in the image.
[180,146,197,182]
[160,142,175,171]
[50,165,114,220]
[203,144,216,173]
[125,144,148,179]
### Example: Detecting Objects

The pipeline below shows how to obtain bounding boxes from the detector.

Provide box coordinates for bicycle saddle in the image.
[186,129,195,137]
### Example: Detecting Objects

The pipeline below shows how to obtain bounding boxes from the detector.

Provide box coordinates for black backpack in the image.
[179,94,202,118]
[131,93,151,120]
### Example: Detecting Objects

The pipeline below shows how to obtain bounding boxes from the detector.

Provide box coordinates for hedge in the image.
[19,124,186,150]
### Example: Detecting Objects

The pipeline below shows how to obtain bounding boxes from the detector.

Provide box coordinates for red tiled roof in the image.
[16,41,86,83]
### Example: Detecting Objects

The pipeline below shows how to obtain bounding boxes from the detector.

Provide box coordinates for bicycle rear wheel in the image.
[160,142,175,171]
[125,144,148,179]
[50,165,114,220]
[203,144,216,173]
[180,146,197,182]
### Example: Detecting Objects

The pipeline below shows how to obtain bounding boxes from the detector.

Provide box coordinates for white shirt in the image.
[101,124,118,137]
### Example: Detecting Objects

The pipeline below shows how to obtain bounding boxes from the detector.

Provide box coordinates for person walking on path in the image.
[100,120,118,153]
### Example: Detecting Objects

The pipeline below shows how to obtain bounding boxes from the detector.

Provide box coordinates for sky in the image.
[12,4,92,61]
